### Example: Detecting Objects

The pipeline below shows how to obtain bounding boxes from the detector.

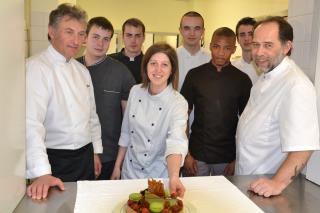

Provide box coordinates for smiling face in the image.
[48,16,86,60]
[210,35,236,71]
[179,16,204,48]
[251,22,291,73]
[85,25,112,59]
[147,52,172,93]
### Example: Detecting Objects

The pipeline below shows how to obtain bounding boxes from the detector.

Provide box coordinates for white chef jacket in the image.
[232,56,260,84]
[177,46,211,91]
[119,84,188,179]
[26,45,103,179]
[235,57,320,175]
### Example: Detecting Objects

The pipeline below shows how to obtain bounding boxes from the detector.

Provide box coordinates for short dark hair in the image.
[180,11,204,28]
[255,16,293,55]
[141,42,179,90]
[235,17,256,36]
[212,27,236,42]
[122,18,145,34]
[48,3,87,40]
[86,17,114,38]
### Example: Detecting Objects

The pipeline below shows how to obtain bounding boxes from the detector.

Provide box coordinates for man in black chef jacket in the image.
[181,27,252,176]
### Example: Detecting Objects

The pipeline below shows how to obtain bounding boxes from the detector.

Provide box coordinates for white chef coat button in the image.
[159,107,162,111]
[130,159,132,162]
[130,145,133,148]
[139,99,141,102]
[147,139,150,142]
[132,115,135,118]
[141,168,144,170]
[144,154,147,156]
[131,130,134,133]
[151,123,154,126]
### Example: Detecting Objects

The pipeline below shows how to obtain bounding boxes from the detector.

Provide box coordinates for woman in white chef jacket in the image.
[111,42,188,197]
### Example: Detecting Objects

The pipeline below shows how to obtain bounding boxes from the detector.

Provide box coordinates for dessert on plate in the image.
[126,179,184,213]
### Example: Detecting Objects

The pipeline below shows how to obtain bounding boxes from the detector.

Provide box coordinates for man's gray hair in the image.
[49,3,87,28]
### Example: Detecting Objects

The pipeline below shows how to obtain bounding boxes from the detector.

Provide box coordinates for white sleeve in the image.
[26,60,51,179]
[165,96,189,167]
[279,83,320,151]
[88,75,103,154]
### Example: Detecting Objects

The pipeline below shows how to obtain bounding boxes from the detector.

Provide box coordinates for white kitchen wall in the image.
[288,0,320,183]
[0,0,26,212]
[304,0,320,185]
[308,35,320,181]
[288,0,317,81]
[29,10,50,56]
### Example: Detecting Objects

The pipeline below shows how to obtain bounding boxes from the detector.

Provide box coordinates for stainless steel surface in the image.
[14,182,76,213]
[14,175,320,213]
[227,175,320,213]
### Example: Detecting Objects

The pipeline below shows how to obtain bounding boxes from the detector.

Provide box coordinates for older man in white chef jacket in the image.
[235,16,320,197]
[26,3,102,200]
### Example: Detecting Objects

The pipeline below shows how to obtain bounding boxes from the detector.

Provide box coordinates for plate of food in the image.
[112,179,196,213]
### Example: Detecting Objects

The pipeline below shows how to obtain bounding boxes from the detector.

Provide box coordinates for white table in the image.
[74,176,263,213]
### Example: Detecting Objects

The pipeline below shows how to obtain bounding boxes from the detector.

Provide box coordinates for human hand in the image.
[249,177,286,197]
[169,176,185,198]
[27,174,64,200]
[110,166,121,180]
[223,160,235,176]
[94,154,102,179]
[248,190,291,212]
[183,154,197,176]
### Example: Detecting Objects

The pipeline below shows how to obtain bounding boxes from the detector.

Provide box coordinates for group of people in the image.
[26,3,319,200]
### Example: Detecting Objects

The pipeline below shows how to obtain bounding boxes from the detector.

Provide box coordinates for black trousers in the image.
[47,143,94,182]
[97,160,115,180]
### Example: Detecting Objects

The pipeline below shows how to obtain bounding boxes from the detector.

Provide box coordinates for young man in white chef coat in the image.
[232,17,260,84]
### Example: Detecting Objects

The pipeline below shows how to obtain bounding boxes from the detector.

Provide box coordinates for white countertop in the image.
[74,176,263,213]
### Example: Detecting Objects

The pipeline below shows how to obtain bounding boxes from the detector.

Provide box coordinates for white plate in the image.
[112,200,196,213]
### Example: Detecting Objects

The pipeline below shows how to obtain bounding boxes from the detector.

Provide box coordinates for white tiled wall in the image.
[288,0,314,16]
[29,11,50,56]
[289,0,320,181]
[288,0,319,81]
[308,9,320,184]
[308,0,320,184]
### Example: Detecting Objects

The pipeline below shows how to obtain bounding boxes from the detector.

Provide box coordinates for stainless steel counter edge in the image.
[14,174,320,213]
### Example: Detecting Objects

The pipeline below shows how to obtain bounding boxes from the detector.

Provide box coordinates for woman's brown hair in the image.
[141,42,179,90]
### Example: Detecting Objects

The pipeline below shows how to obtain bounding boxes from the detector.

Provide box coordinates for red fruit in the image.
[162,209,170,213]
[141,207,150,213]
[127,200,134,206]
[171,204,182,212]
[170,192,177,199]
[131,203,139,211]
